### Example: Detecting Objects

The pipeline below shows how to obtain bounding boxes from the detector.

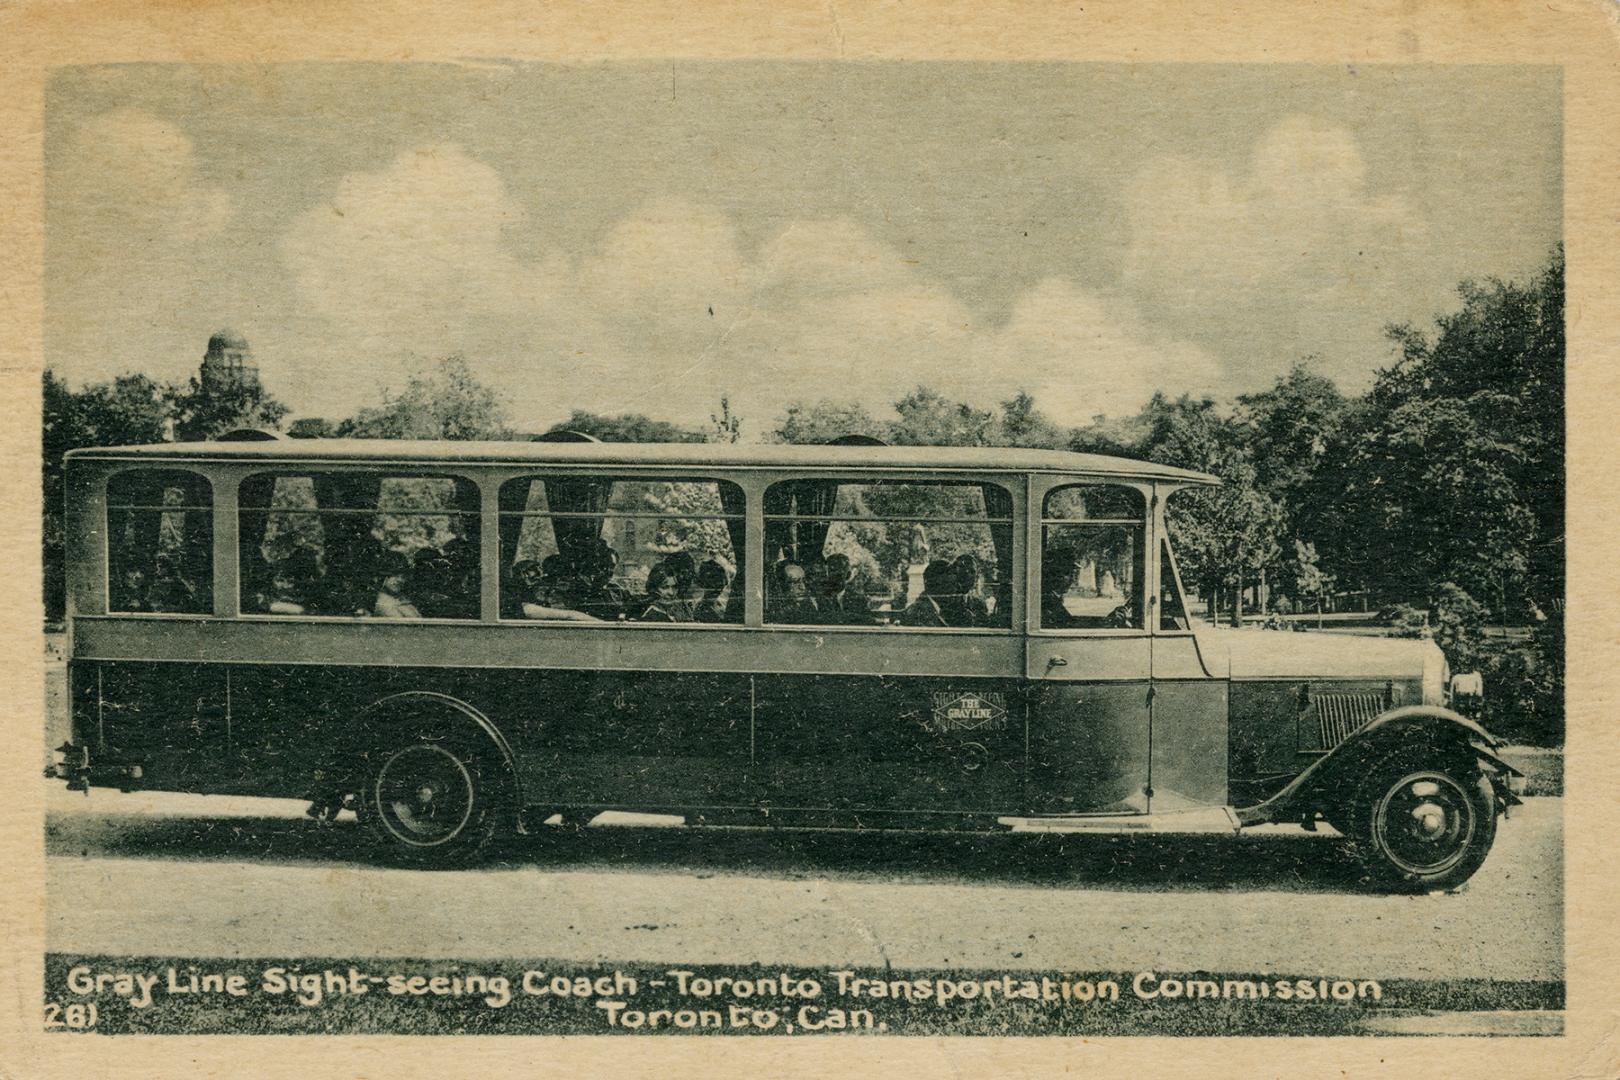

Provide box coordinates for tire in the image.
[1347,752,1498,892]
[360,730,503,867]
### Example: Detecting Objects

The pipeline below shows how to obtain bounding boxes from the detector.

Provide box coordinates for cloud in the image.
[281,144,555,335]
[55,108,233,246]
[47,110,238,383]
[1120,114,1432,375]
[274,148,1226,430]
[577,196,750,354]
[986,278,1224,421]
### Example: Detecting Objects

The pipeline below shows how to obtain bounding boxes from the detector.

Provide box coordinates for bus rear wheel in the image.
[360,734,500,867]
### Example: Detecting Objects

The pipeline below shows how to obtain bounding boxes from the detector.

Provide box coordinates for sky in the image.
[44,62,1561,435]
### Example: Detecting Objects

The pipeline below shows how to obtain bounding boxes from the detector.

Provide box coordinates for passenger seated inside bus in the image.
[265,569,307,615]
[145,551,200,612]
[1041,544,1082,628]
[766,560,820,624]
[251,548,319,615]
[372,553,424,619]
[664,551,699,602]
[900,559,958,627]
[692,558,732,623]
[814,553,874,625]
[114,566,149,613]
[952,553,992,628]
[520,558,602,623]
[416,531,478,619]
[638,563,695,622]
[577,540,632,620]
[1040,540,1140,629]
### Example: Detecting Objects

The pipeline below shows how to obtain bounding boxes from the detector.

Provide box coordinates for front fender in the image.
[1235,704,1519,826]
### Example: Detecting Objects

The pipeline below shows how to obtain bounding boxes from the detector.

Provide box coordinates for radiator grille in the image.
[1313,692,1384,749]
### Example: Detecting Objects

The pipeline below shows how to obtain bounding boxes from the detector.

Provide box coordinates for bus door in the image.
[1024,637,1152,814]
[1143,530,1229,809]
[1024,480,1154,814]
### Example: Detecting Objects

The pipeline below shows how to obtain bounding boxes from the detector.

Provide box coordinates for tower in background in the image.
[199,328,258,393]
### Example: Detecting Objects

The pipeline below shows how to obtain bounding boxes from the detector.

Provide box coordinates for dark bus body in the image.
[56,439,1520,889]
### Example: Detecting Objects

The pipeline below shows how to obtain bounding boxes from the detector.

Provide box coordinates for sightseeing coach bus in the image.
[53,435,1520,889]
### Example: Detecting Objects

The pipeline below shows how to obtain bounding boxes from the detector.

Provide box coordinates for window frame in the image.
[234,467,484,623]
[102,467,216,619]
[495,471,748,628]
[1031,479,1153,637]
[759,474,1018,634]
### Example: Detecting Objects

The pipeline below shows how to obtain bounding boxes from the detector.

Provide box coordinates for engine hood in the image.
[1193,627,1446,697]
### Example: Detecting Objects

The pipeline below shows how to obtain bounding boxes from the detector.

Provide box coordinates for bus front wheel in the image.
[360,732,501,867]
[1347,753,1497,892]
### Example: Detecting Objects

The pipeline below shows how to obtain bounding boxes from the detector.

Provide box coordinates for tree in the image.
[771,399,888,445]
[339,356,509,440]
[42,369,173,620]
[1314,248,1561,614]
[287,417,339,438]
[1323,396,1533,607]
[890,386,995,447]
[549,410,705,443]
[992,390,1067,449]
[1235,359,1347,513]
[1291,539,1332,628]
[708,396,742,444]
[1073,392,1283,625]
[166,376,289,442]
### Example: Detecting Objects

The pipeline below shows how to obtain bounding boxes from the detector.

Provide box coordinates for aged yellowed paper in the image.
[1,0,1616,1076]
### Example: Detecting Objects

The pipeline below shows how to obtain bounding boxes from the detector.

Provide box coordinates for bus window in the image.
[499,476,744,624]
[237,472,480,619]
[106,469,212,614]
[1040,485,1145,630]
[762,479,1014,629]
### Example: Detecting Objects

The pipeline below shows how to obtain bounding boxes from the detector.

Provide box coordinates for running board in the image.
[997,806,1242,835]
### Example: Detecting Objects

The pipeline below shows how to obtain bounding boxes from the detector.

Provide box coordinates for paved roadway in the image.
[45,786,1562,982]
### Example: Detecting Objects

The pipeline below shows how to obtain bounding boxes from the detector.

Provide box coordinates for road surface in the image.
[45,786,1562,982]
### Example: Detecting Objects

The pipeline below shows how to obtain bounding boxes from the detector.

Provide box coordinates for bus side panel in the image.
[1148,679,1229,808]
[71,660,231,793]
[497,668,753,811]
[753,673,1025,815]
[204,664,754,811]
[69,661,755,809]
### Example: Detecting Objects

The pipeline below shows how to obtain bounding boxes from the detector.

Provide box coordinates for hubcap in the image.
[1373,772,1475,876]
[374,744,475,847]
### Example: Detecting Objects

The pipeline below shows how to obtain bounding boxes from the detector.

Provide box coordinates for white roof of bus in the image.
[68,438,1220,485]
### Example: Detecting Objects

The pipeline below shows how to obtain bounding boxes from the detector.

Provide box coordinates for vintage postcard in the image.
[1,1,1615,1076]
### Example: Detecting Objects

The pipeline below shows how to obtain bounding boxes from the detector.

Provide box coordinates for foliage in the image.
[42,369,173,620]
[1316,248,1562,615]
[166,376,289,442]
[1235,360,1347,544]
[548,409,705,444]
[287,417,339,438]
[771,400,889,445]
[1386,581,1489,670]
[708,396,742,444]
[339,356,510,440]
[1073,392,1284,624]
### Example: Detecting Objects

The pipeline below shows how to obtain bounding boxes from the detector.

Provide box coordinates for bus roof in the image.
[67,438,1221,485]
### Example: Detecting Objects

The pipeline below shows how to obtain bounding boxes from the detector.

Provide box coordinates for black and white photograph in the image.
[5,2,1613,1071]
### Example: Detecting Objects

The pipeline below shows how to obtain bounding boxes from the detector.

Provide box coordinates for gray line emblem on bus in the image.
[926,692,1008,735]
